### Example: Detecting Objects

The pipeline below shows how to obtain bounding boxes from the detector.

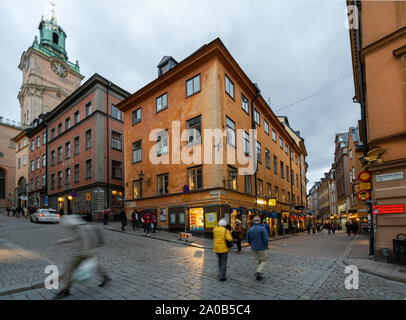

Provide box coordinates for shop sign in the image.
[358,171,372,182]
[357,190,370,201]
[256,198,266,205]
[372,204,405,215]
[375,172,403,182]
[359,182,371,190]
[205,212,217,228]
[268,199,276,207]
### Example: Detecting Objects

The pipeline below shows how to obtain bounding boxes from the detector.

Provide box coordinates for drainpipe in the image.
[106,82,111,210]
[353,0,373,256]
[44,119,49,209]
[250,84,261,207]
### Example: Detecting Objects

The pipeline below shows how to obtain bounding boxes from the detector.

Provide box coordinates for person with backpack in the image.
[213,219,233,282]
[119,210,127,231]
[53,215,110,299]
[247,216,269,281]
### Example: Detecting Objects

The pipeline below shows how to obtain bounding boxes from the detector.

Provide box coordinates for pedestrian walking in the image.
[16,206,22,218]
[152,214,157,233]
[119,210,127,231]
[23,207,28,218]
[247,216,269,281]
[312,222,316,234]
[142,211,153,236]
[332,222,336,234]
[307,221,311,235]
[53,215,110,299]
[232,219,243,254]
[352,221,359,236]
[327,222,331,235]
[131,209,139,231]
[103,207,110,225]
[345,221,352,237]
[213,219,233,281]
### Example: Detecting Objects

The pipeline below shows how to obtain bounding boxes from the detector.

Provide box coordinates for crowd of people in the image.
[345,220,360,237]
[5,206,37,218]
[306,220,341,235]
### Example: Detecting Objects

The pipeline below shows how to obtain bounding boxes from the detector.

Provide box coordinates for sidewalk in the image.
[103,222,305,250]
[343,234,406,283]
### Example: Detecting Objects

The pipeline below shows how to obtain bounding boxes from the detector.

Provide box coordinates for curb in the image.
[0,281,44,297]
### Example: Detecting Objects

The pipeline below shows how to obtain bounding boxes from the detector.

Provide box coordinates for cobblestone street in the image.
[0,214,405,300]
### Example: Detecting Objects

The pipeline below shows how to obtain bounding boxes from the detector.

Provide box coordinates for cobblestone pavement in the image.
[1,214,405,300]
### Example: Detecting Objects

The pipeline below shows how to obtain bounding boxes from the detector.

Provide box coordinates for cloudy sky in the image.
[0,0,360,192]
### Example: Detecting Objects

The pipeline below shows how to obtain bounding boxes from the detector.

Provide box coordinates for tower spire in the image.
[50,1,57,23]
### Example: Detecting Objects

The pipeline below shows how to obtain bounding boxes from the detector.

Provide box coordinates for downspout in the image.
[353,0,373,256]
[250,84,261,206]
[44,119,49,209]
[106,82,111,209]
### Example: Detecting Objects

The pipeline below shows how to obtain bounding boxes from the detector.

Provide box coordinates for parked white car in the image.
[30,208,61,223]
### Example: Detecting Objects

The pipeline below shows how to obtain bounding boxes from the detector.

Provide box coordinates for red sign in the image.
[372,204,405,215]
[358,171,372,182]
[357,190,371,201]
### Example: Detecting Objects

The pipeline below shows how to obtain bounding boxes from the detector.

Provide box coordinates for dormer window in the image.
[157,56,178,77]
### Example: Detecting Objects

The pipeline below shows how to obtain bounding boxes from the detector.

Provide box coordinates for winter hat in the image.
[218,219,228,227]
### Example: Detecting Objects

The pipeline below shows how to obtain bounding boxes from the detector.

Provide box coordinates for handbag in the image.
[225,229,233,248]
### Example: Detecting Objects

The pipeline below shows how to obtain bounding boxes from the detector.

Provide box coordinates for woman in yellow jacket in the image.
[213,219,233,281]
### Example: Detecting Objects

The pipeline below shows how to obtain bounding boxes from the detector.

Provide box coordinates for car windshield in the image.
[43,210,58,215]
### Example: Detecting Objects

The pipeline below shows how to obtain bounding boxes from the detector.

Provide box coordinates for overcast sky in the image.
[0,0,360,192]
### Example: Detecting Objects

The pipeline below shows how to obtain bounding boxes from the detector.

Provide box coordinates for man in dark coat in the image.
[119,210,128,231]
[352,221,359,236]
[345,221,352,237]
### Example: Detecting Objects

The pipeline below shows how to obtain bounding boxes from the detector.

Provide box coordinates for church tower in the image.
[17,11,84,126]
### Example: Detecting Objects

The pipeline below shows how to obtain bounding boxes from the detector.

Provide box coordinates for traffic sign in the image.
[359,182,371,190]
[182,194,191,202]
[357,190,371,201]
[358,171,372,182]
[71,191,77,198]
[183,185,190,194]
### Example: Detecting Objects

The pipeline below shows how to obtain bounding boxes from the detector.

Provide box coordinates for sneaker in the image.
[99,275,111,287]
[220,278,227,282]
[54,289,70,299]
[255,272,263,281]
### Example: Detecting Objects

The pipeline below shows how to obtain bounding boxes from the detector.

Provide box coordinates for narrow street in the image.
[1,214,405,300]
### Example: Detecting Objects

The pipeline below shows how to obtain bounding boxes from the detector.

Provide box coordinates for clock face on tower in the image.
[51,61,67,78]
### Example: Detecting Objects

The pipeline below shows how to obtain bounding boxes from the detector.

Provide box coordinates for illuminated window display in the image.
[190,208,204,231]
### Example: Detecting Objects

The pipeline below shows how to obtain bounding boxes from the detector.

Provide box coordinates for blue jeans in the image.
[144,223,151,234]
[216,252,228,280]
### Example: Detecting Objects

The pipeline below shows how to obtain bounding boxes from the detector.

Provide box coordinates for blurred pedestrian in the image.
[131,209,139,231]
[142,211,153,236]
[232,219,243,254]
[327,222,331,235]
[119,210,127,231]
[53,215,110,299]
[23,207,28,218]
[345,221,352,237]
[103,207,110,225]
[307,221,311,235]
[213,219,233,281]
[152,214,157,233]
[16,206,22,218]
[247,216,269,281]
[352,221,359,236]
[332,222,336,234]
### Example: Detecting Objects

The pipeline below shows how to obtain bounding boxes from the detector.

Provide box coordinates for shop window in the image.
[189,208,204,231]
[112,190,123,208]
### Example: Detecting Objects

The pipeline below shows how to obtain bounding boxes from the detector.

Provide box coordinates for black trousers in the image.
[235,238,242,252]
[216,252,228,280]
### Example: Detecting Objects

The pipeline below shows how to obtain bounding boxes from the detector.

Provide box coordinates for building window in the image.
[296,174,299,187]
[36,157,40,170]
[30,179,33,192]
[57,171,62,187]
[85,130,92,149]
[254,109,260,125]
[350,149,353,159]
[65,168,71,185]
[257,179,263,197]
[133,180,142,199]
[290,150,293,160]
[264,120,269,135]
[273,155,277,174]
[132,140,142,163]
[226,117,235,147]
[23,139,27,147]
[57,123,62,135]
[31,140,34,151]
[244,175,252,195]
[186,74,200,97]
[286,166,290,182]
[74,137,80,155]
[42,132,46,145]
[281,161,284,179]
[112,160,122,179]
[111,104,122,120]
[265,149,270,169]
[85,160,92,179]
[42,174,46,187]
[256,141,261,163]
[51,174,55,190]
[36,136,40,148]
[86,102,92,117]
[65,142,71,159]
[157,173,169,195]
[295,156,298,165]
[132,108,141,125]
[225,75,234,99]
[111,131,122,151]
[57,147,62,163]
[267,183,272,197]
[188,166,202,191]
[51,128,55,140]
[17,158,21,169]
[241,94,249,114]
[228,166,237,191]
[279,137,283,149]
[74,164,80,183]
[42,154,46,167]
[287,192,291,202]
[0,170,4,199]
[157,130,168,156]
[23,155,26,166]
[112,190,123,208]
[35,176,39,188]
[65,117,71,130]
[285,144,288,155]
[187,115,201,144]
[156,93,168,112]
[31,160,34,172]
[74,111,80,125]
[243,131,250,156]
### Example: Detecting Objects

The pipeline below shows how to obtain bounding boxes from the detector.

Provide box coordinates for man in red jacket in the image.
[142,212,153,236]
